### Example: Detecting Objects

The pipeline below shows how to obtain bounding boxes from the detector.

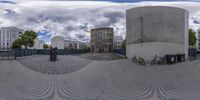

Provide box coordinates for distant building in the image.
[33,38,45,49]
[91,28,113,53]
[86,41,90,48]
[64,40,87,49]
[114,36,123,49]
[197,29,200,51]
[51,36,87,49]
[0,27,23,49]
[51,36,64,49]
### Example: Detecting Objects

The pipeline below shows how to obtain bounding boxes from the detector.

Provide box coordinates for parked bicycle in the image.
[150,55,158,66]
[150,55,166,65]
[157,57,166,65]
[132,56,146,65]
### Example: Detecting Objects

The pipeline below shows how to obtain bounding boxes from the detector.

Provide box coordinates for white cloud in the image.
[0,1,200,43]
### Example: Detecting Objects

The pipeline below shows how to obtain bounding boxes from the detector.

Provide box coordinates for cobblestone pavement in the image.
[75,53,125,60]
[1,56,200,100]
[17,55,92,74]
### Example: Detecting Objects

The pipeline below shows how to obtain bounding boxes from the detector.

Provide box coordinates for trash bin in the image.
[165,55,177,64]
[176,54,185,62]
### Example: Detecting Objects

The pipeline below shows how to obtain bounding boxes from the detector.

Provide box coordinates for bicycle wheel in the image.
[140,59,146,65]
[132,58,138,63]
[150,60,155,66]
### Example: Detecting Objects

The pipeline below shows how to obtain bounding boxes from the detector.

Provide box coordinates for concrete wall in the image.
[32,38,45,49]
[126,6,189,59]
[51,36,64,49]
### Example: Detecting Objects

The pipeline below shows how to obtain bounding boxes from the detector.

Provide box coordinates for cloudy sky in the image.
[1,0,200,44]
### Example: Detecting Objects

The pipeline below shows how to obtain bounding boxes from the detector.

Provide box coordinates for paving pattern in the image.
[75,53,125,60]
[17,55,92,74]
[0,55,200,100]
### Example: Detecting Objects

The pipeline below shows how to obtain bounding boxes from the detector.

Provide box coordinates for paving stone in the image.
[16,55,92,74]
[0,55,200,100]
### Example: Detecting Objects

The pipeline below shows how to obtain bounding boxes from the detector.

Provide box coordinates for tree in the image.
[189,28,197,46]
[12,39,22,48]
[43,44,49,49]
[20,30,37,49]
[121,40,126,49]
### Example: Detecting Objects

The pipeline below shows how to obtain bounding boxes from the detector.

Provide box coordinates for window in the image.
[2,31,4,41]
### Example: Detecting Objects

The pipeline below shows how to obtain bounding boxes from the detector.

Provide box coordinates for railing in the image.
[112,49,126,56]
[14,49,37,57]
[188,48,197,60]
[37,49,90,55]
[12,49,90,57]
[0,50,16,60]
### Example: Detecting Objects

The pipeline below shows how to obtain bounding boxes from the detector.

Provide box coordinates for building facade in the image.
[51,36,64,49]
[0,27,23,49]
[33,38,45,49]
[91,28,113,53]
[126,6,189,59]
[114,36,124,49]
[51,36,87,49]
[64,40,87,49]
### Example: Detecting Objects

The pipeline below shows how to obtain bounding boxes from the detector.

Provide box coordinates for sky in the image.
[1,0,200,44]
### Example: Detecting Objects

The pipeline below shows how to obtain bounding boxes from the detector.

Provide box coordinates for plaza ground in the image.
[0,53,200,100]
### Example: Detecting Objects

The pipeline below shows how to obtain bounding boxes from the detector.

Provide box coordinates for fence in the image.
[14,49,37,57]
[37,49,90,55]
[0,50,16,60]
[13,49,90,57]
[112,49,126,56]
[188,48,197,60]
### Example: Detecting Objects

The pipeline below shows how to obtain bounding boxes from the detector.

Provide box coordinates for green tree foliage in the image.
[43,44,49,49]
[121,40,126,49]
[189,28,197,46]
[11,39,22,48]
[83,45,88,50]
[20,30,37,49]
[12,30,37,49]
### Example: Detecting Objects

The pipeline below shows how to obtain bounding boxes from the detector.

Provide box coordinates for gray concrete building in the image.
[0,27,23,49]
[51,36,64,49]
[126,6,189,59]
[91,28,113,53]
[33,38,45,49]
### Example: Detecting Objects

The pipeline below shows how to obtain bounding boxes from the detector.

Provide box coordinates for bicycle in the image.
[150,55,166,65]
[150,55,158,66]
[132,56,138,63]
[138,57,146,65]
[157,57,166,65]
[132,56,146,65]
